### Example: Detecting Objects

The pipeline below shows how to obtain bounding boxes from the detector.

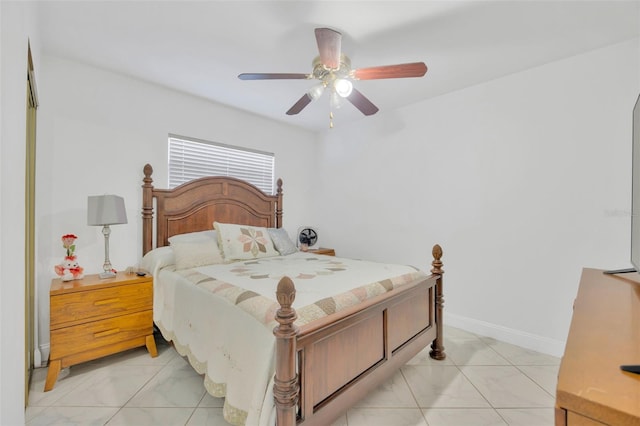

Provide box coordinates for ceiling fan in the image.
[238,27,428,126]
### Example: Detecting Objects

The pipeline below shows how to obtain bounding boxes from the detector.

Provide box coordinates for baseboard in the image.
[38,343,50,368]
[34,345,43,368]
[444,312,566,358]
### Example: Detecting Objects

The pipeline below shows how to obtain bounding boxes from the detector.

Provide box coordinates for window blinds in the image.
[168,135,275,194]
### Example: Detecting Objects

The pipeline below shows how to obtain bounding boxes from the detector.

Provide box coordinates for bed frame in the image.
[141,164,445,426]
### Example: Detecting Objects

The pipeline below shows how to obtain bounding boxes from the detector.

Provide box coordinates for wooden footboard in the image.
[274,245,445,426]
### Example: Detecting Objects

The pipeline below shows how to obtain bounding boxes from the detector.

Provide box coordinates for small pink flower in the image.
[61,234,78,257]
[61,234,77,247]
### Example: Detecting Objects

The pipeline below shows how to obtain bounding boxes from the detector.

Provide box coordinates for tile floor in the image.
[26,326,560,425]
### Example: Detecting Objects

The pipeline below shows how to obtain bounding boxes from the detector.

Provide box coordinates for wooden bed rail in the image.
[273,244,445,426]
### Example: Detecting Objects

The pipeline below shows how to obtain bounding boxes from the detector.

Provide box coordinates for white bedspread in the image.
[145,251,425,425]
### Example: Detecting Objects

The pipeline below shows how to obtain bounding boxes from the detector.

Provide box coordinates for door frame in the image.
[24,41,38,406]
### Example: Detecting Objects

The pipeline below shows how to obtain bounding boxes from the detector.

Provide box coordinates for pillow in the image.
[172,238,224,270]
[268,228,298,255]
[168,230,217,245]
[214,221,280,261]
[140,246,175,276]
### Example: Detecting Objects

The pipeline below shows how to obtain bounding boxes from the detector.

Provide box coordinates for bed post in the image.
[276,178,283,228]
[273,276,299,426]
[142,164,154,255]
[430,244,446,360]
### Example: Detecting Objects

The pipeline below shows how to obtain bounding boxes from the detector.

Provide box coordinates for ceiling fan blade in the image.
[315,28,341,69]
[238,73,309,80]
[347,88,379,116]
[352,62,428,80]
[286,94,313,115]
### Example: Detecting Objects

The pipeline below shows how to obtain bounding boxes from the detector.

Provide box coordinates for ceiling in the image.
[36,1,640,133]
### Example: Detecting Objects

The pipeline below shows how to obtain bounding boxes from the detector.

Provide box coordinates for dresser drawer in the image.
[50,281,152,328]
[567,411,608,425]
[50,310,153,359]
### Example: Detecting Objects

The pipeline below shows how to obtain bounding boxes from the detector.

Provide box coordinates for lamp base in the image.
[98,270,117,279]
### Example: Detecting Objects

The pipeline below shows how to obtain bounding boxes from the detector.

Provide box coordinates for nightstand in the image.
[307,247,335,256]
[45,272,157,391]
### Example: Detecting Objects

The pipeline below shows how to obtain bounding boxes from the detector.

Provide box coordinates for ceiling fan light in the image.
[307,83,325,100]
[330,91,344,109]
[334,78,353,97]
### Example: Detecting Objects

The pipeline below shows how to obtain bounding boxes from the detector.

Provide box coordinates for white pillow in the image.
[172,239,224,270]
[168,230,217,244]
[214,221,280,261]
[140,246,175,276]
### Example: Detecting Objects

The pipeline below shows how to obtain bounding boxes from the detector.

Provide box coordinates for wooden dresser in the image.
[556,268,640,425]
[45,272,157,391]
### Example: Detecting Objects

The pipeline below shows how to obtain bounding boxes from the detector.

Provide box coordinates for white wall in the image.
[312,39,640,356]
[0,1,40,424]
[35,56,317,359]
[5,15,636,426]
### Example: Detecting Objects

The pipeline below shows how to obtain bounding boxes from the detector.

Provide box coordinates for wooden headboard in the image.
[141,163,283,255]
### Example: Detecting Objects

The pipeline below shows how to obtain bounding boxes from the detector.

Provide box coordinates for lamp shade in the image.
[87,195,127,226]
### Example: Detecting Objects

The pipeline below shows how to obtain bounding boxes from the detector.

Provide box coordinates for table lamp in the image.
[87,194,127,278]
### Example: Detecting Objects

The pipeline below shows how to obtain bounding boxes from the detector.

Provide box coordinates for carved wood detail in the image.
[430,244,446,360]
[141,164,283,255]
[274,277,299,426]
[142,164,154,255]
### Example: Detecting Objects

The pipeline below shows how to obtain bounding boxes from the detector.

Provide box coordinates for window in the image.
[168,135,275,194]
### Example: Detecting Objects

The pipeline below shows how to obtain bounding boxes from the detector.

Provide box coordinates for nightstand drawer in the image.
[50,310,153,359]
[50,281,152,328]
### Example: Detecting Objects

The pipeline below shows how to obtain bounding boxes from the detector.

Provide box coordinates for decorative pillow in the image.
[214,221,280,261]
[268,228,298,255]
[168,230,217,245]
[172,239,224,270]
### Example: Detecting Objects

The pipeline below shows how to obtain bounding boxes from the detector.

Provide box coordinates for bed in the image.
[140,163,446,426]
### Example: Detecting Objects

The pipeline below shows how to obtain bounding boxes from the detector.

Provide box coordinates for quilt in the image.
[146,251,426,425]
